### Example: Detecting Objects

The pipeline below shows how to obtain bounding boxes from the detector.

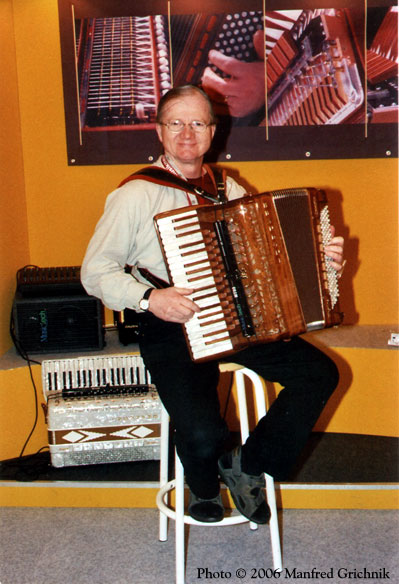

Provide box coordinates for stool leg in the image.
[159,405,170,542]
[235,370,250,443]
[175,451,186,584]
[235,370,258,531]
[236,369,283,571]
[265,473,283,572]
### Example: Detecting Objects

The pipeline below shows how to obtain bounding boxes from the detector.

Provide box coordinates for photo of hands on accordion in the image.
[59,1,398,164]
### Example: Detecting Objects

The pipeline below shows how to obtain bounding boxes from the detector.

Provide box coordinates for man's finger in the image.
[208,49,242,77]
[202,66,229,96]
[253,29,264,60]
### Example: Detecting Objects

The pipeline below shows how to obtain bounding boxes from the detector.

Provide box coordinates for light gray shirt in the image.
[81,157,246,311]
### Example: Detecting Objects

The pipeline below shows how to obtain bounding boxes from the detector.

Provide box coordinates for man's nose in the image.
[180,123,195,136]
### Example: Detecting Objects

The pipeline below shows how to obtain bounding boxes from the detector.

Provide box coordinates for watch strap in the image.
[142,287,153,300]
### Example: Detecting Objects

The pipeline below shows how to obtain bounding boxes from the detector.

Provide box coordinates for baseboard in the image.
[1,481,398,510]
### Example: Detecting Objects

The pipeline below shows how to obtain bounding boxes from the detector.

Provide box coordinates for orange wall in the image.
[0,0,30,354]
[1,0,398,356]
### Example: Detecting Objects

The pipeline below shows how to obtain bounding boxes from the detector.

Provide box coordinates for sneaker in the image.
[188,490,224,523]
[218,446,270,524]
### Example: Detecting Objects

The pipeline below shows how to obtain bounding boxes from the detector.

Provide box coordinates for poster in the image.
[58,0,398,165]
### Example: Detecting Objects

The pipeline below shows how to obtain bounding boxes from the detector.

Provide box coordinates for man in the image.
[81,85,344,524]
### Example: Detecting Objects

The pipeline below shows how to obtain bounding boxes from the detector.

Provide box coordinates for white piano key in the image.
[159,214,199,227]
[164,242,206,259]
[189,276,216,289]
[186,308,225,326]
[158,225,199,238]
[191,338,234,360]
[196,311,225,324]
[192,295,220,308]
[186,260,211,272]
[160,231,203,249]
[185,321,228,340]
[162,223,201,236]
[173,274,214,287]
[187,329,231,344]
[159,222,200,235]
[172,272,215,287]
[158,224,198,237]
[191,286,218,299]
[157,211,197,227]
[191,310,225,324]
[171,261,211,277]
[186,268,213,281]
[168,251,209,267]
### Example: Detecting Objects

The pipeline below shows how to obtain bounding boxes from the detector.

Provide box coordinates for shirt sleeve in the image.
[81,185,150,311]
[225,176,247,200]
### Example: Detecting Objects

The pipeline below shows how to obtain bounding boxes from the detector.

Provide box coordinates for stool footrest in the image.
[157,480,250,527]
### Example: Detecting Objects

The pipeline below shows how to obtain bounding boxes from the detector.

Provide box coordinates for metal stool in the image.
[156,364,282,584]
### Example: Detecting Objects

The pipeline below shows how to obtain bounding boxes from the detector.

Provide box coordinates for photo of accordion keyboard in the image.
[155,188,342,362]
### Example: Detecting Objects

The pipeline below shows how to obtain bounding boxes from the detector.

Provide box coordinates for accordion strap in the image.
[118,166,226,204]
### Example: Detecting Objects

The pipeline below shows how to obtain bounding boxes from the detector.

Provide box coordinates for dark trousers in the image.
[138,314,339,499]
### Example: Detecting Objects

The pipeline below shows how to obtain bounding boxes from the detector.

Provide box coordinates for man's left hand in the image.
[325,226,345,276]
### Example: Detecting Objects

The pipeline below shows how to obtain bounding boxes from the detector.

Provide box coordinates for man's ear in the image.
[155,124,163,143]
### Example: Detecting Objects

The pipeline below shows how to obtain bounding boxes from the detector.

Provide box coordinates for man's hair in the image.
[156,85,216,124]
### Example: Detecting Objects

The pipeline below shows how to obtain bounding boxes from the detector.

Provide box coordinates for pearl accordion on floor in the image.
[42,354,161,468]
[155,188,342,363]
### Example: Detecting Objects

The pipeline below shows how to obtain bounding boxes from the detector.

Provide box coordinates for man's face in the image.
[156,93,216,174]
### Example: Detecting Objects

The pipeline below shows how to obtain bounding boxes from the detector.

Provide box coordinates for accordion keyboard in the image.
[156,209,236,361]
[43,354,152,400]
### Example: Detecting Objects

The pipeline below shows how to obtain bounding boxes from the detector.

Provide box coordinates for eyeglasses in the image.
[159,120,213,133]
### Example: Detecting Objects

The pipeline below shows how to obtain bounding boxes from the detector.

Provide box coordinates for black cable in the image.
[19,358,40,459]
[9,272,43,458]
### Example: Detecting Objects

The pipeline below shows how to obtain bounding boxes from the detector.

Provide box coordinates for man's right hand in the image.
[148,287,200,323]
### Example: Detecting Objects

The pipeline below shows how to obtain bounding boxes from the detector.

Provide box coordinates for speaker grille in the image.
[13,294,104,353]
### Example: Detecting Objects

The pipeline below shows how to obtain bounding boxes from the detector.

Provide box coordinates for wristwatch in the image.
[138,288,153,311]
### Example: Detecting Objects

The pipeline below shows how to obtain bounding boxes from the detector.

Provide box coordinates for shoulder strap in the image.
[210,166,227,203]
[118,166,223,204]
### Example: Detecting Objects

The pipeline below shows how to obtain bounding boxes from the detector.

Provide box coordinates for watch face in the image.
[139,298,149,311]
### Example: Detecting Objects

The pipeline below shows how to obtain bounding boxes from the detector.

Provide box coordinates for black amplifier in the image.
[12,266,104,353]
[16,265,84,297]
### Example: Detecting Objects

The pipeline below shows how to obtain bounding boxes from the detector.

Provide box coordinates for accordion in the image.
[42,354,161,468]
[155,188,342,362]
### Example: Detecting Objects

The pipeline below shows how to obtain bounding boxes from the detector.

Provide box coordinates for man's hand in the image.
[325,226,345,276]
[202,51,265,118]
[201,30,266,118]
[148,287,200,323]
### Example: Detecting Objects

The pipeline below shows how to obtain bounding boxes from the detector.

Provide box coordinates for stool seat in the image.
[156,364,282,584]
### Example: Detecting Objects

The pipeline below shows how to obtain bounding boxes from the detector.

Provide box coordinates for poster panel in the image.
[58,0,398,165]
